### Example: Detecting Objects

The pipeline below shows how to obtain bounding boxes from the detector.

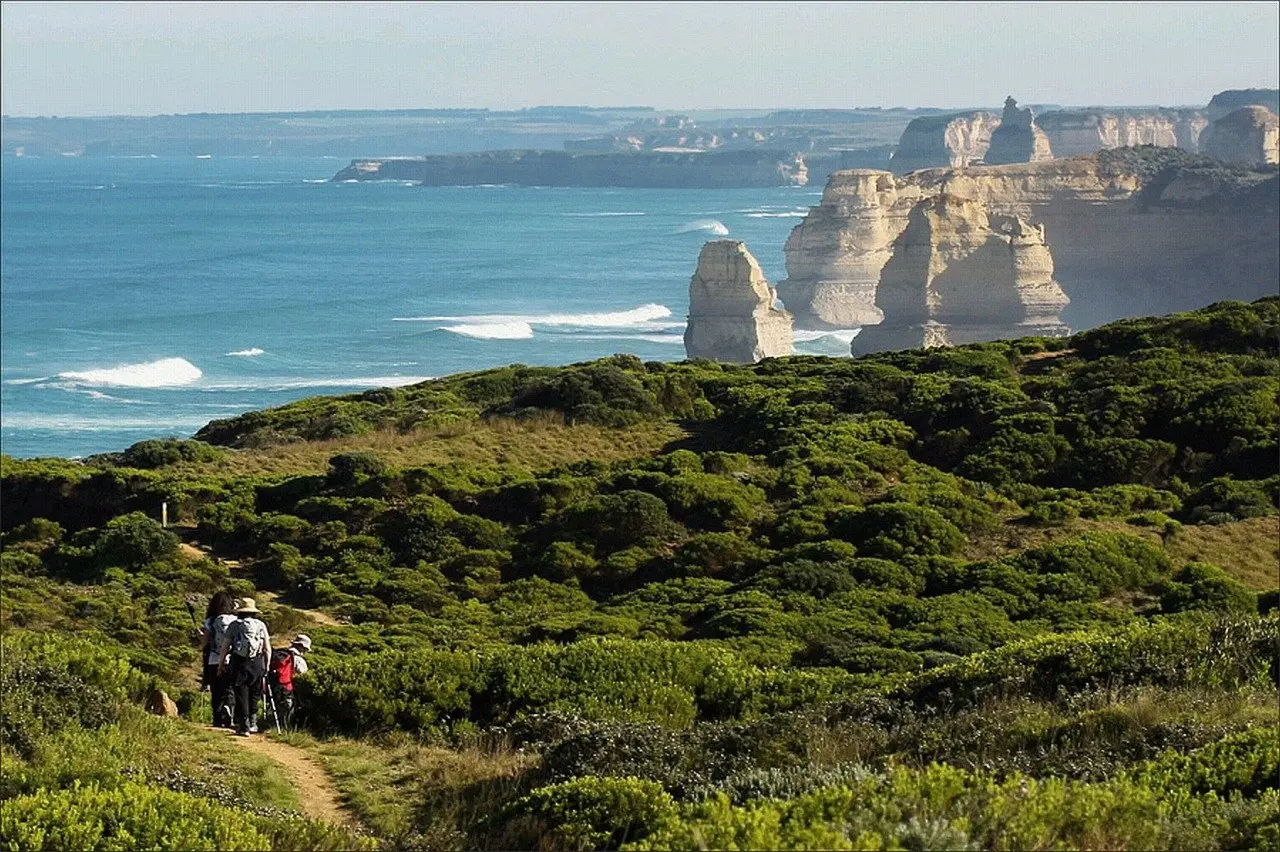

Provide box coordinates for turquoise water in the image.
[1,156,842,458]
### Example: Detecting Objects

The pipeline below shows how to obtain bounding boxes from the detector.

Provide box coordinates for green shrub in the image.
[1160,562,1257,615]
[0,781,270,851]
[487,776,676,850]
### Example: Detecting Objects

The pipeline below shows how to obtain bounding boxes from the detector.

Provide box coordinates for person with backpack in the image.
[197,591,237,728]
[268,634,311,729]
[217,597,272,737]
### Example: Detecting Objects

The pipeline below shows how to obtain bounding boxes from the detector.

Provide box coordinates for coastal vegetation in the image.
[2,297,1277,850]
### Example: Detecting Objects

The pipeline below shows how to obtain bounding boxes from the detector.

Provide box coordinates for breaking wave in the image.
[56,357,203,388]
[439,322,536,340]
[792,329,862,345]
[226,348,265,357]
[398,304,678,341]
[677,219,729,236]
[745,211,808,218]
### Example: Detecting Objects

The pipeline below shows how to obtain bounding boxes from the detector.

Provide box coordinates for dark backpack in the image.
[270,648,296,691]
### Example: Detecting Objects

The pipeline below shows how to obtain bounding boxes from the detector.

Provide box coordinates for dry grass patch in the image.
[964,514,1278,592]
[277,732,534,846]
[174,414,685,478]
[1164,516,1279,590]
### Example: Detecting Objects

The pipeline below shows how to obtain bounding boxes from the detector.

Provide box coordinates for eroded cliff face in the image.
[890,112,1000,173]
[985,98,1054,165]
[781,157,1279,337]
[779,170,927,328]
[854,195,1070,353]
[1036,110,1206,157]
[1200,106,1280,166]
[684,241,793,363]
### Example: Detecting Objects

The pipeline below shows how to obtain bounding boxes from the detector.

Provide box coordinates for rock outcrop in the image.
[890,112,1000,173]
[332,150,809,188]
[1036,110,1206,157]
[985,97,1054,165]
[1200,106,1280,166]
[685,241,793,363]
[781,156,1279,338]
[145,688,179,718]
[853,195,1070,353]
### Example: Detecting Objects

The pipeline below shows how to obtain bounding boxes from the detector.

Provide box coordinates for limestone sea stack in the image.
[854,194,1069,353]
[985,97,1053,165]
[684,241,794,363]
[1200,106,1280,167]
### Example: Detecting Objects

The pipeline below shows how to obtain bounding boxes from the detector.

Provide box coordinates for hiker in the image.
[268,634,311,729]
[197,591,237,728]
[217,597,272,737]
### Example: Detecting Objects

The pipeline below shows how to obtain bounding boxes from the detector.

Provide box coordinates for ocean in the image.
[1,155,852,459]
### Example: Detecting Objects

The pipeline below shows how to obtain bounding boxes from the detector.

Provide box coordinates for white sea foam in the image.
[56,357,203,388]
[677,219,730,236]
[302,179,328,183]
[561,212,647,217]
[226,347,265,357]
[396,303,674,330]
[440,322,536,340]
[745,211,807,218]
[0,413,213,432]
[201,376,433,391]
[565,333,686,345]
[793,329,862,344]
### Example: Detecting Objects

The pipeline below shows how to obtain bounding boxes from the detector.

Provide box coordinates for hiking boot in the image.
[236,730,252,737]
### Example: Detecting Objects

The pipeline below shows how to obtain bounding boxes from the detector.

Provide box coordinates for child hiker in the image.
[217,597,272,737]
[268,634,311,729]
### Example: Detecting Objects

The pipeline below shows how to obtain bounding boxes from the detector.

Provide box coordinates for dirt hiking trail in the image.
[219,729,355,828]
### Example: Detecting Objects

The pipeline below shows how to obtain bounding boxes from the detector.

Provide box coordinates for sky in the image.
[2,1,1278,117]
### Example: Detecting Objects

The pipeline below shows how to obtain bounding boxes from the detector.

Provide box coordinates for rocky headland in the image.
[684,241,793,363]
[331,149,809,187]
[779,151,1279,340]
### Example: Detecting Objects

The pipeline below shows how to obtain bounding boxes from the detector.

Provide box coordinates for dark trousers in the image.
[229,655,266,733]
[202,663,234,726]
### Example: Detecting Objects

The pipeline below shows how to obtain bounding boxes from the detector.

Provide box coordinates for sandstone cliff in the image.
[1036,110,1206,157]
[685,241,793,363]
[1200,106,1280,166]
[890,112,1000,173]
[780,155,1279,336]
[853,195,1070,353]
[332,149,809,188]
[985,97,1054,165]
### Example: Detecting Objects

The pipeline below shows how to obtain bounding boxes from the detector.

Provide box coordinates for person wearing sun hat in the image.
[217,597,272,737]
[268,633,312,729]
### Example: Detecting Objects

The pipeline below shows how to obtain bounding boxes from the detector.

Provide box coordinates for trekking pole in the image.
[184,600,209,723]
[262,676,282,734]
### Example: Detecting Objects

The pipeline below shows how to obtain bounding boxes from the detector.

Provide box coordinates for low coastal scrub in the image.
[2,298,1277,849]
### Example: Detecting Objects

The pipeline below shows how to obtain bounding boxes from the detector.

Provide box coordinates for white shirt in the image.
[203,614,237,665]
